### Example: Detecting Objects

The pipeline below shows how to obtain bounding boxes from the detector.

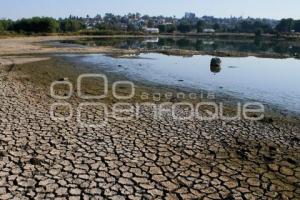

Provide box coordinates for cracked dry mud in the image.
[0,65,300,200]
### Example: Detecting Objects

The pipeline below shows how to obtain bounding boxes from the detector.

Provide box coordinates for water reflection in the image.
[210,65,222,73]
[62,37,300,58]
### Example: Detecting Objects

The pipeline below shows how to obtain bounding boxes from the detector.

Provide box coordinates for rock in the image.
[210,58,222,73]
[210,57,221,66]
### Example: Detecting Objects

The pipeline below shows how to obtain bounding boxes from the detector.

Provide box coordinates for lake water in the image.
[62,37,300,113]
[62,37,300,58]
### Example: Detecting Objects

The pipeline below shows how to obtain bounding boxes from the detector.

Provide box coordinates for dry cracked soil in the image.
[0,59,300,200]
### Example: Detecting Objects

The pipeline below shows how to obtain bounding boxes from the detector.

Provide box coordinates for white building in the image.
[143,28,159,34]
[203,29,216,33]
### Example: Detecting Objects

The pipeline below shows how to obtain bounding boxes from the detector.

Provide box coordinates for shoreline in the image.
[7,54,300,124]
[0,35,299,59]
[0,36,299,122]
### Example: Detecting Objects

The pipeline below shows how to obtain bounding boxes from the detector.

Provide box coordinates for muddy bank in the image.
[0,56,50,67]
[6,56,300,125]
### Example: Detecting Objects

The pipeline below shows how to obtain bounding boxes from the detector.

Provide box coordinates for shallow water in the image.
[76,53,300,113]
[62,37,300,58]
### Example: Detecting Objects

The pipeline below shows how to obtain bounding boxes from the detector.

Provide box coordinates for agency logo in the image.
[50,73,265,127]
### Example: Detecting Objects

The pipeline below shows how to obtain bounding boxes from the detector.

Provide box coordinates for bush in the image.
[12,17,59,33]
[59,19,85,32]
[0,19,13,32]
[158,24,176,33]
[177,22,192,33]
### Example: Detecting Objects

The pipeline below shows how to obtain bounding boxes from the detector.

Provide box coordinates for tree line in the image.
[275,18,300,33]
[1,16,300,35]
[0,17,85,34]
[159,19,300,34]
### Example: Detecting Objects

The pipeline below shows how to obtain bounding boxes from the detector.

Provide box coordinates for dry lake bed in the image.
[0,36,300,199]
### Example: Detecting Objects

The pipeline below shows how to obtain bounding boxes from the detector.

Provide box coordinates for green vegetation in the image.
[177,21,193,33]
[1,15,300,37]
[255,29,263,38]
[275,18,294,32]
[276,18,300,33]
[0,17,85,35]
[158,24,176,33]
[0,19,13,32]
[59,19,86,32]
[234,20,273,34]
[196,20,206,33]
[12,17,59,33]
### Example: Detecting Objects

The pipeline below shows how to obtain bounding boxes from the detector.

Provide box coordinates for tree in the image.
[213,23,220,31]
[234,20,272,33]
[127,23,138,32]
[158,24,176,33]
[0,20,12,32]
[237,21,254,33]
[177,21,192,33]
[12,17,59,33]
[276,18,293,32]
[147,20,155,28]
[60,19,85,32]
[292,20,300,32]
[255,29,263,37]
[196,20,205,33]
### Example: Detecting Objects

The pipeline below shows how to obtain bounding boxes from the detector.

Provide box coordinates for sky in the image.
[0,0,299,20]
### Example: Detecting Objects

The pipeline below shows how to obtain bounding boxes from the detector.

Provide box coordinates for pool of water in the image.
[75,53,300,113]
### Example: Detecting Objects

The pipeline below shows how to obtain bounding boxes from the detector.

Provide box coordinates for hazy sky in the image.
[1,0,299,20]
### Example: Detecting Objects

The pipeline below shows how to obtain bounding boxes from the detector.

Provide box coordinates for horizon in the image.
[1,0,300,20]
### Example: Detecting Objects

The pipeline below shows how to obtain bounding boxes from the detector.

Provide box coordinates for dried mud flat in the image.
[0,58,300,200]
[0,36,138,57]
